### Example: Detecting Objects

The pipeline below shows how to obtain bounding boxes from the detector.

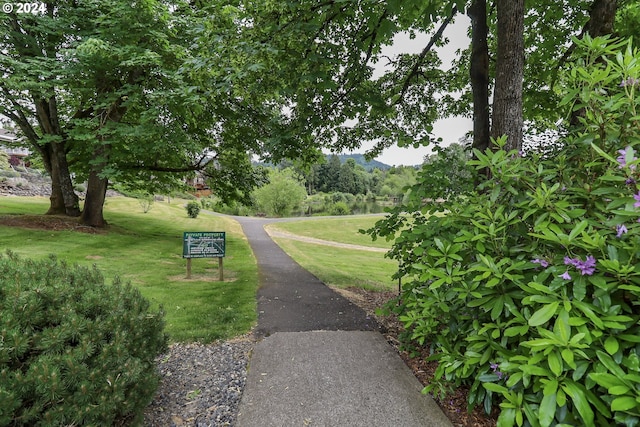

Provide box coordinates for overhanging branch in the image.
[393,5,458,106]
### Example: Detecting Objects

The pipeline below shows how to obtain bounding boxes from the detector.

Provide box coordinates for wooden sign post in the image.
[182,231,226,280]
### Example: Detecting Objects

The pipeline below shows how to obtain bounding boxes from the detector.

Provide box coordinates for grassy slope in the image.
[267,216,391,248]
[267,216,398,291]
[0,196,258,343]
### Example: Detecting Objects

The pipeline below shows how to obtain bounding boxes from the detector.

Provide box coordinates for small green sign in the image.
[183,232,225,258]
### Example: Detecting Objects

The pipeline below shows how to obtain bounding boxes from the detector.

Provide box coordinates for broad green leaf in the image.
[539,392,557,427]
[543,379,559,396]
[554,310,571,344]
[548,351,563,377]
[497,408,517,427]
[609,385,631,395]
[483,382,509,394]
[573,301,605,329]
[561,349,576,369]
[605,336,619,355]
[505,326,525,337]
[597,351,627,378]
[529,302,560,326]
[589,373,620,389]
[591,142,617,163]
[611,396,638,412]
[573,276,586,301]
[568,220,589,241]
[562,380,594,426]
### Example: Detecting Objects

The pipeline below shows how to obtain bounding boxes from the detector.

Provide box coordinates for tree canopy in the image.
[2,0,638,228]
[0,0,300,226]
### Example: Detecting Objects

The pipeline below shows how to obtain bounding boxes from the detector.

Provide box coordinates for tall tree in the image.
[491,0,525,151]
[468,0,490,153]
[243,0,630,158]
[0,1,287,227]
[1,5,81,216]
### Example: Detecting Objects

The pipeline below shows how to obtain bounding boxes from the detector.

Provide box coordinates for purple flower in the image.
[617,224,628,238]
[532,258,549,268]
[620,77,640,87]
[617,146,637,171]
[634,191,640,208]
[560,271,572,280]
[490,362,504,379]
[579,256,597,276]
[626,177,636,186]
[564,255,597,276]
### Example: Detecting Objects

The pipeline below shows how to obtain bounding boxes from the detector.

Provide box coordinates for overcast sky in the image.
[349,14,472,166]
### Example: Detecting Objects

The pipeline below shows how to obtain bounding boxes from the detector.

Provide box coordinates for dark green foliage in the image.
[420,143,475,200]
[366,37,640,426]
[0,252,167,426]
[186,201,201,218]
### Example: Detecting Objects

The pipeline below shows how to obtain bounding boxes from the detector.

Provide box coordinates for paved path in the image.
[233,216,452,427]
[234,216,380,338]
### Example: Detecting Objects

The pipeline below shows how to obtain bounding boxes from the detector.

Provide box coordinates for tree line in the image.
[220,145,471,217]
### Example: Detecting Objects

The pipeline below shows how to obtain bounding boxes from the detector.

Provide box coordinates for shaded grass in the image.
[0,196,258,343]
[267,215,391,248]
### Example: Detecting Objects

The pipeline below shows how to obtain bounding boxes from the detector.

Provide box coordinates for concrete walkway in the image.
[233,216,452,427]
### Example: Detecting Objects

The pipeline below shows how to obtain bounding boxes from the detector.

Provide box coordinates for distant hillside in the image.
[331,153,391,171]
[253,153,392,171]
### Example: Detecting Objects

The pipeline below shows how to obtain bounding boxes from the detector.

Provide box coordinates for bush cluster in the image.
[0,252,167,426]
[368,37,640,425]
[186,200,201,218]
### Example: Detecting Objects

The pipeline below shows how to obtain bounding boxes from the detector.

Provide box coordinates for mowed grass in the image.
[268,216,399,291]
[0,196,258,343]
[267,215,391,248]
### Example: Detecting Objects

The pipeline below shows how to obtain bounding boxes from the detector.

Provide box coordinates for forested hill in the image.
[332,154,390,171]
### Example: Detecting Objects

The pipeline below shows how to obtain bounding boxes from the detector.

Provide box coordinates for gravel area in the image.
[144,338,255,427]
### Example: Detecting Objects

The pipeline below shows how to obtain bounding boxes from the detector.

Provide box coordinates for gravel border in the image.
[144,338,254,427]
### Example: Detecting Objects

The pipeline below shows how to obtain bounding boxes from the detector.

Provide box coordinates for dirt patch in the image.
[85,255,103,260]
[0,214,106,234]
[333,286,498,427]
[167,274,236,283]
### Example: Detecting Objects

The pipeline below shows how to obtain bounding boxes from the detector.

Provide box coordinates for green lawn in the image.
[268,216,399,291]
[266,215,392,248]
[0,196,258,343]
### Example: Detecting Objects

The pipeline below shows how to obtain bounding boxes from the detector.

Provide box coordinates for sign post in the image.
[182,232,226,280]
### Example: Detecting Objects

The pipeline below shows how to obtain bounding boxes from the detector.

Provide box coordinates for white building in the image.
[0,128,29,164]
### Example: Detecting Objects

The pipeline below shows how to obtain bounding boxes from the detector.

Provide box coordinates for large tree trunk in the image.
[570,0,617,126]
[81,141,112,227]
[585,0,617,37]
[47,141,81,217]
[491,0,525,152]
[81,169,109,227]
[45,150,67,215]
[33,96,81,216]
[468,0,490,154]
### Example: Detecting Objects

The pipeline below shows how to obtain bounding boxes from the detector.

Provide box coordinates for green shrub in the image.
[328,201,351,216]
[137,193,154,213]
[0,252,167,426]
[186,200,201,218]
[367,36,640,426]
[0,170,20,178]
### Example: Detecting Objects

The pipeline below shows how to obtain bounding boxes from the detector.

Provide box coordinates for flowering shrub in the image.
[367,36,640,426]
